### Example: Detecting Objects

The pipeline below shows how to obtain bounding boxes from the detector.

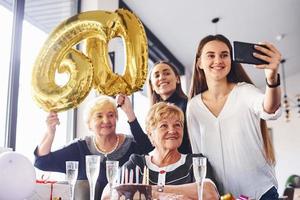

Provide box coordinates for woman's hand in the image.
[153,192,192,200]
[116,94,136,122]
[254,43,282,113]
[37,112,60,156]
[253,42,282,84]
[46,111,60,135]
[203,181,219,200]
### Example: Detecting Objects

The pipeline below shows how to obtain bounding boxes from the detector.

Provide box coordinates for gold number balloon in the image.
[32,9,148,112]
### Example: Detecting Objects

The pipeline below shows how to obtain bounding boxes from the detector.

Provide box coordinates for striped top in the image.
[122,153,216,186]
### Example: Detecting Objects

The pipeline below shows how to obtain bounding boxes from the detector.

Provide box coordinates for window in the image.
[15,19,68,163]
[13,0,79,180]
[0,5,12,147]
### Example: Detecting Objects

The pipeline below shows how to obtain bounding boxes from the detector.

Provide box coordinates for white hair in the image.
[83,95,118,125]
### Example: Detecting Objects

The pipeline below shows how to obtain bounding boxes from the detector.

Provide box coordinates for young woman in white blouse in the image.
[187,34,282,200]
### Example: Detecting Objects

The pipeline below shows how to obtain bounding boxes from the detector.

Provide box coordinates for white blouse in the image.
[187,82,281,199]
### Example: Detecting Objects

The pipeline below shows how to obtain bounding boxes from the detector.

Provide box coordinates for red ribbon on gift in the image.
[36,179,57,200]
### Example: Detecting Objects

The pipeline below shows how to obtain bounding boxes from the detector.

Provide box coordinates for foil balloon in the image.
[86,9,148,96]
[32,9,148,112]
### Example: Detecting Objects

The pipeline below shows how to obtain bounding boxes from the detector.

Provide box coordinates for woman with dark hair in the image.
[117,61,192,154]
[187,34,282,199]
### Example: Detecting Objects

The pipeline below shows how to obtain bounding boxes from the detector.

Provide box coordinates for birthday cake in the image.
[114,184,152,200]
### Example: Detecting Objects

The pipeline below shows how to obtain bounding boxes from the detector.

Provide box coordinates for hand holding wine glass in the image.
[193,157,207,200]
[86,155,101,200]
[66,161,79,200]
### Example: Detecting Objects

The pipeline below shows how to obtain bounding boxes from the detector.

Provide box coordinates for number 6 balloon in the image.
[32,9,148,112]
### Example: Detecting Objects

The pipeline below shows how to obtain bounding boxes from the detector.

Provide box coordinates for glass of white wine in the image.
[86,155,101,200]
[106,160,119,199]
[193,157,207,200]
[66,161,79,200]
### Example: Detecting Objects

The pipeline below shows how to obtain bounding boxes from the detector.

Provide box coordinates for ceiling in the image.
[1,0,299,88]
[123,0,300,88]
[0,0,78,32]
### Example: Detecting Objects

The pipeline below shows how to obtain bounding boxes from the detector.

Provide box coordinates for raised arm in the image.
[37,111,60,156]
[253,42,282,113]
[116,94,137,122]
[116,94,153,153]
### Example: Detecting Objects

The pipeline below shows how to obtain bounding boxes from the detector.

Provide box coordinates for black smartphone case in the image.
[233,41,268,65]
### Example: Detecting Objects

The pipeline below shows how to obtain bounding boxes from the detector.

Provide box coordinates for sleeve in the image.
[243,83,282,120]
[128,119,154,154]
[180,101,192,154]
[34,141,81,173]
[186,100,202,154]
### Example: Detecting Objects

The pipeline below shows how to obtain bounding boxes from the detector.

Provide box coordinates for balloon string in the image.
[50,183,53,200]
[36,180,57,200]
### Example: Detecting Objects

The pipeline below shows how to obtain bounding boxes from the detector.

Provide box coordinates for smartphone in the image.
[233,41,269,65]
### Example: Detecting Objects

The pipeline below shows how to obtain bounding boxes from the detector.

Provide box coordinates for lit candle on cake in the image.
[129,169,133,184]
[125,168,128,184]
[135,166,139,184]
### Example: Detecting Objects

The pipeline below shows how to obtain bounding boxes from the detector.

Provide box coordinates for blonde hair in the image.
[83,96,118,125]
[145,102,184,136]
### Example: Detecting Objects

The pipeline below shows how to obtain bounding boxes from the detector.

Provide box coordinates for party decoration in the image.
[0,152,36,200]
[32,9,148,112]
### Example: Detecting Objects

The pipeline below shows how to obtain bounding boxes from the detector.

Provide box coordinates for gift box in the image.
[27,180,71,200]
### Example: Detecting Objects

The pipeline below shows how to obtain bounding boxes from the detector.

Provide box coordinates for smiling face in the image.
[88,103,117,136]
[150,63,179,100]
[199,40,232,82]
[145,102,184,152]
[150,115,183,151]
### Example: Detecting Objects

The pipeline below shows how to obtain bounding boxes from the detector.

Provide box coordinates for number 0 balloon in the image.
[32,9,148,112]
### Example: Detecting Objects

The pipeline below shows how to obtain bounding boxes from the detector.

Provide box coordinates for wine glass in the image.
[193,157,207,200]
[86,155,101,200]
[106,160,119,199]
[65,161,79,200]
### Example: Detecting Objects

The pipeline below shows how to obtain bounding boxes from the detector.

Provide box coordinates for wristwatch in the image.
[157,185,164,192]
[266,74,280,88]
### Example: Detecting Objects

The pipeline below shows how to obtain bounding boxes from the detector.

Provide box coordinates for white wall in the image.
[269,72,300,195]
[81,0,118,12]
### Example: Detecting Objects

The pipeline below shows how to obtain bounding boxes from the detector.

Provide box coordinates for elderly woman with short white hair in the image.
[34,95,147,199]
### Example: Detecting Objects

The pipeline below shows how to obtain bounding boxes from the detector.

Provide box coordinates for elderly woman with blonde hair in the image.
[102,102,219,200]
[34,95,147,199]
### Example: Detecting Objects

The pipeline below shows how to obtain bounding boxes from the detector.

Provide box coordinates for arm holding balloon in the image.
[116,94,153,153]
[37,112,60,156]
[116,94,136,122]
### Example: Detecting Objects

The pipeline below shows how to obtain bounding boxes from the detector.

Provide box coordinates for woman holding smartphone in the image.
[187,34,282,199]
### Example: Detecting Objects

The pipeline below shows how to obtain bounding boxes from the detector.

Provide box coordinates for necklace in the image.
[93,135,120,157]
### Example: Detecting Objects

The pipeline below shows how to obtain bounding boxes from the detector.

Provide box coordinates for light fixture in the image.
[276,33,285,41]
[211,17,220,34]
[281,59,300,122]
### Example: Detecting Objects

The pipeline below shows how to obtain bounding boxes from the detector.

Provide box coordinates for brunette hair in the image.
[189,34,253,98]
[147,61,187,105]
[189,34,275,164]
